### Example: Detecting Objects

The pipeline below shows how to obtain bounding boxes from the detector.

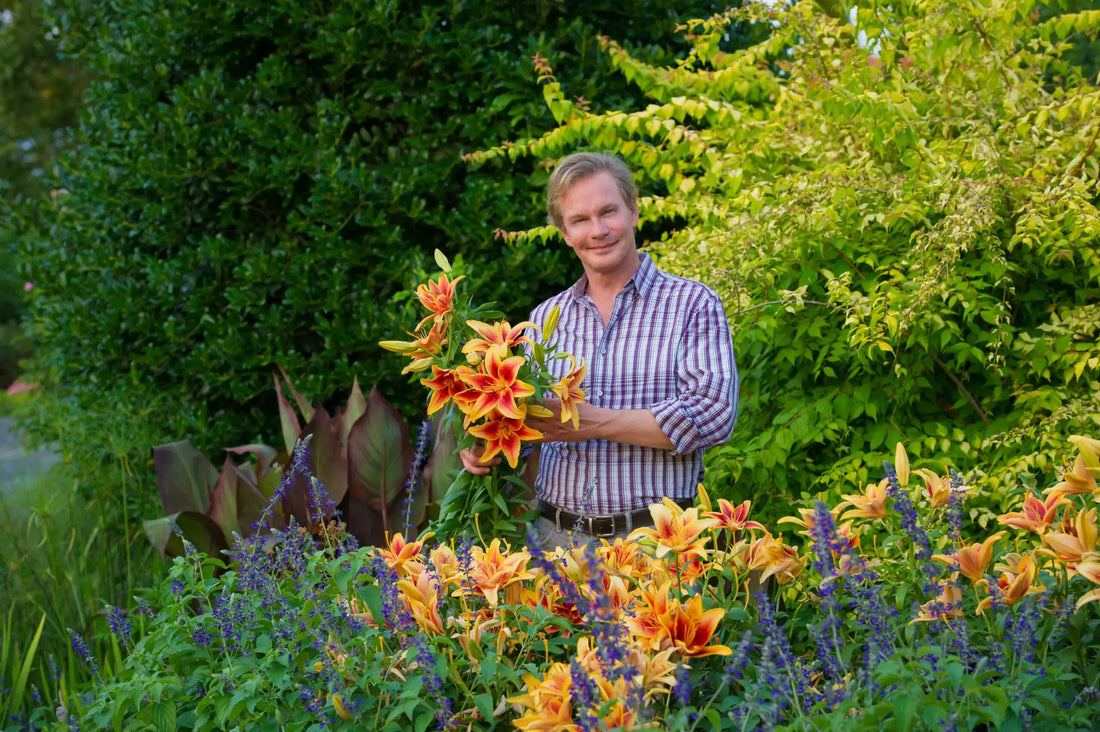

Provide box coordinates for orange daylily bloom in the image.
[377,531,434,578]
[913,468,952,508]
[977,553,1043,614]
[598,538,652,582]
[429,543,462,588]
[468,412,543,469]
[415,274,464,329]
[625,582,731,658]
[738,532,804,585]
[396,571,445,635]
[932,531,1005,585]
[997,492,1070,535]
[464,538,534,608]
[837,480,889,521]
[510,663,575,731]
[1074,553,1100,609]
[910,582,964,624]
[706,499,766,534]
[419,366,471,415]
[462,320,534,361]
[459,349,537,421]
[629,499,717,561]
[549,356,588,430]
[665,593,733,658]
[1040,506,1098,567]
[1047,454,1099,498]
[777,505,843,540]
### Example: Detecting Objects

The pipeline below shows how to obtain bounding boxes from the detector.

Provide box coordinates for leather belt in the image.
[538,497,694,538]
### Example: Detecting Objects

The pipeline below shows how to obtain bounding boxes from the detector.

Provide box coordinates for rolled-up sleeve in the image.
[649,292,738,455]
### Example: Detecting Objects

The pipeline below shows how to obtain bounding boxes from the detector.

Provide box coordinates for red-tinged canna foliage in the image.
[144,368,458,555]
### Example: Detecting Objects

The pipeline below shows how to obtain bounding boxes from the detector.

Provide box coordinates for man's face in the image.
[557,170,640,281]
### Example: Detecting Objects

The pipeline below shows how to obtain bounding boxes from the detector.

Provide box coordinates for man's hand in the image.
[459,442,500,475]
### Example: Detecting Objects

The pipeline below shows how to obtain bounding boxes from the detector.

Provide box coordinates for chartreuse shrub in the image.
[469,0,1100,527]
[31,434,1100,730]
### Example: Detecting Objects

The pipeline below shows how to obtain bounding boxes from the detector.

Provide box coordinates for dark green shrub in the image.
[14,0,731,465]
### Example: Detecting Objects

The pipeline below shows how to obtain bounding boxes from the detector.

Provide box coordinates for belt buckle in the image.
[591,515,617,539]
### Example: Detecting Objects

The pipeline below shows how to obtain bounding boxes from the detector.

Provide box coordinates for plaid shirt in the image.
[530,253,738,514]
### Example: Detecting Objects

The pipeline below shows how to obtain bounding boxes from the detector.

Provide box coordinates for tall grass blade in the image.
[9,613,46,718]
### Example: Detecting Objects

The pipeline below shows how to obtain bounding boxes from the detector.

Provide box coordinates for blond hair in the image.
[546,152,638,229]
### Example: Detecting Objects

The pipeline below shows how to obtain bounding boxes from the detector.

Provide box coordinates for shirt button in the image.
[600,347,607,354]
[597,390,604,397]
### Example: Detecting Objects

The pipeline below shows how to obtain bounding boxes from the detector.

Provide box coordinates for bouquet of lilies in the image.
[380,250,586,541]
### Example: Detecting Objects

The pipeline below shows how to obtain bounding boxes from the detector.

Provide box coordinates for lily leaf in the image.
[224,443,278,477]
[341,376,368,449]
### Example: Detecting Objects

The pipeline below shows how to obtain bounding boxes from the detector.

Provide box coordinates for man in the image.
[462,152,738,549]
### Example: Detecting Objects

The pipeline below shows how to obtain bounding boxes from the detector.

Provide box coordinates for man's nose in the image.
[593,217,610,236]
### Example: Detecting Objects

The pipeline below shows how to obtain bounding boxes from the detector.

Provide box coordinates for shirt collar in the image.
[567,252,658,304]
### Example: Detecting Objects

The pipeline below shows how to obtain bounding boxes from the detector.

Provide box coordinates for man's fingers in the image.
[459,446,499,475]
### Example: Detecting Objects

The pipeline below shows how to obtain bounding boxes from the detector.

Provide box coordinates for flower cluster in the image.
[380,252,585,469]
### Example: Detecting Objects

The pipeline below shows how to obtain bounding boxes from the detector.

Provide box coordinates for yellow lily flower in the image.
[629,499,717,561]
[913,468,952,508]
[1046,454,1099,499]
[462,319,534,361]
[738,532,804,585]
[1074,553,1100,609]
[1039,506,1098,568]
[910,582,964,624]
[932,531,1005,585]
[997,492,1070,535]
[977,552,1043,614]
[376,531,434,578]
[463,538,534,609]
[396,571,446,635]
[548,355,587,430]
[837,480,889,521]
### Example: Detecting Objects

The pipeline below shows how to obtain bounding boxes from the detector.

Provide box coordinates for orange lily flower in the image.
[396,571,445,635]
[624,582,672,651]
[777,505,843,539]
[549,356,588,429]
[462,320,534,362]
[932,531,1005,585]
[629,499,717,561]
[638,647,679,702]
[625,582,731,657]
[377,531,434,578]
[997,492,1070,535]
[415,273,464,329]
[977,552,1043,614]
[910,582,964,624]
[420,366,471,415]
[705,499,766,535]
[598,538,652,583]
[468,412,543,469]
[837,480,889,521]
[1040,506,1098,567]
[510,663,575,731]
[429,543,462,588]
[459,349,537,421]
[739,532,804,585]
[464,538,534,609]
[665,594,733,658]
[1047,454,1099,499]
[1074,553,1100,609]
[913,468,952,508]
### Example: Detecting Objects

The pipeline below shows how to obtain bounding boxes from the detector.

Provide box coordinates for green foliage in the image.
[0,0,87,197]
[470,0,1100,519]
[10,0,730,472]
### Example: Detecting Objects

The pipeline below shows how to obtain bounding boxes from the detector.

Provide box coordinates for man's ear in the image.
[630,204,639,227]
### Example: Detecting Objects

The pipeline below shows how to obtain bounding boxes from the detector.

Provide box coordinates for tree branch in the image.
[929,351,990,425]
